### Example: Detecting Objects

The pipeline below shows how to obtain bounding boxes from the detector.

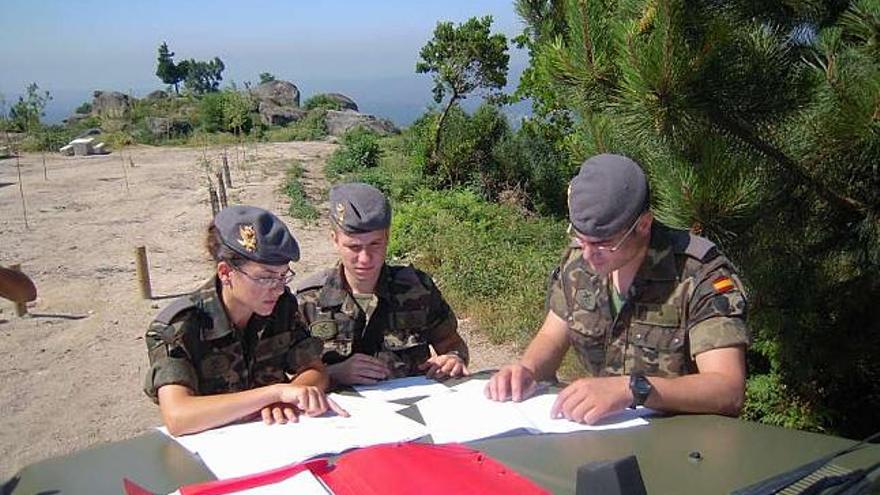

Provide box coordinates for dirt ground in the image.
[0,141,519,481]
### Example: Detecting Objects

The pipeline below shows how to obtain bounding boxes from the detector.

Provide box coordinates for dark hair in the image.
[205,224,247,265]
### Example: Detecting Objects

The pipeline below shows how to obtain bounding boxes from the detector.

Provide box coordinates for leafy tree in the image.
[155,42,184,95]
[514,0,880,437]
[181,57,226,95]
[259,72,276,84]
[416,16,509,174]
[8,83,51,133]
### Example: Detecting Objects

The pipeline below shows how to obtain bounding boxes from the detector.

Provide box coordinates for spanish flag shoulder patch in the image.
[712,276,735,293]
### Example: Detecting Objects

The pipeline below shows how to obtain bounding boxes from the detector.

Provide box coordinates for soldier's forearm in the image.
[291,366,330,391]
[432,334,470,364]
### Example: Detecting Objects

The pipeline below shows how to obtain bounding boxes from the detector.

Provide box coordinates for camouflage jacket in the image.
[546,223,750,378]
[296,263,464,378]
[143,278,323,402]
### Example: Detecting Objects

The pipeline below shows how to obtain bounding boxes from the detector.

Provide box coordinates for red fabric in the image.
[321,443,549,495]
[126,443,549,495]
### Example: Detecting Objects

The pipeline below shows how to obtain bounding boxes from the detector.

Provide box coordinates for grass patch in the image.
[389,188,568,350]
[283,162,319,222]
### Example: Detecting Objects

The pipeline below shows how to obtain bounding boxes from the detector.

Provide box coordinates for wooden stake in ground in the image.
[216,171,228,208]
[15,154,29,229]
[42,152,48,181]
[134,246,152,299]
[208,182,220,217]
[119,151,130,192]
[9,264,29,317]
[222,151,232,188]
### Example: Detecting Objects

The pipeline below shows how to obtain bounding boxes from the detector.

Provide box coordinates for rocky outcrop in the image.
[251,80,303,127]
[316,93,358,111]
[91,91,132,119]
[145,90,168,101]
[251,80,300,108]
[258,102,307,126]
[324,110,399,136]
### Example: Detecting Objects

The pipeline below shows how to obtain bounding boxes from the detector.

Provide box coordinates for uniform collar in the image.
[632,224,680,284]
[317,262,392,308]
[198,277,236,340]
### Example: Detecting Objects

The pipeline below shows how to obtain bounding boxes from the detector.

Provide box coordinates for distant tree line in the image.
[156,41,225,95]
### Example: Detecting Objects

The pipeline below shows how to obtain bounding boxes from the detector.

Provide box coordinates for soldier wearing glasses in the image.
[144,205,346,435]
[487,154,750,424]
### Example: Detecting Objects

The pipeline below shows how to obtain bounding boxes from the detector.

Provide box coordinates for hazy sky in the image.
[0,1,529,123]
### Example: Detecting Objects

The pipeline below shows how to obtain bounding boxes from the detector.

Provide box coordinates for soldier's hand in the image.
[274,384,350,419]
[419,353,469,379]
[485,363,537,402]
[551,376,630,424]
[261,403,299,424]
[328,353,390,385]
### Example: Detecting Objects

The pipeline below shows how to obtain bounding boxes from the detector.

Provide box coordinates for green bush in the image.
[75,102,92,114]
[287,108,327,141]
[389,188,567,347]
[325,126,381,176]
[303,94,344,111]
[18,125,77,152]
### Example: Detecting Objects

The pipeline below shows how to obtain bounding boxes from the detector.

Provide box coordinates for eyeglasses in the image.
[233,266,296,288]
[571,215,641,254]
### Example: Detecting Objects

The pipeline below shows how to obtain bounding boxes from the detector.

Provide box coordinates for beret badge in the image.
[237,224,257,252]
[334,202,346,225]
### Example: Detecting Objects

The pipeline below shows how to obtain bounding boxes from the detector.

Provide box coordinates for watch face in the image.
[634,376,652,395]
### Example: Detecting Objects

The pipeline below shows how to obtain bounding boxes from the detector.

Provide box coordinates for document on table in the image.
[417,379,652,443]
[353,375,452,401]
[165,469,331,495]
[158,394,428,479]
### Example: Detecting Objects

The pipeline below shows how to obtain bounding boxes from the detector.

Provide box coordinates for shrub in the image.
[389,188,567,348]
[325,126,381,176]
[303,94,344,111]
[273,109,328,141]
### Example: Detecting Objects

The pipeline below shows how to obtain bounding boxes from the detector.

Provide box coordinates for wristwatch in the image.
[629,372,652,409]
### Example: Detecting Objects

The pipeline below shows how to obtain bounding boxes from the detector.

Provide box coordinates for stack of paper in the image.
[160,393,427,479]
[416,379,652,443]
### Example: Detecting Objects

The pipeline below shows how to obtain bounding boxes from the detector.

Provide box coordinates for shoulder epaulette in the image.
[295,268,333,293]
[153,297,197,326]
[684,234,717,261]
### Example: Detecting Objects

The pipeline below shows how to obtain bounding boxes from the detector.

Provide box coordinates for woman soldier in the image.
[144,205,346,435]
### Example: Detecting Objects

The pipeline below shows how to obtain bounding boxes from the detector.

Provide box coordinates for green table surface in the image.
[7,385,880,494]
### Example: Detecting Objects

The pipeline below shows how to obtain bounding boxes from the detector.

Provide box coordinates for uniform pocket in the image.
[629,305,688,376]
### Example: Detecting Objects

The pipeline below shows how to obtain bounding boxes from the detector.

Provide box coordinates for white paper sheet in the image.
[353,375,452,401]
[159,403,428,479]
[416,381,651,443]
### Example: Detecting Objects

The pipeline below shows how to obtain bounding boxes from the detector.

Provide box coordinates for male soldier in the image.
[297,183,469,386]
[486,154,749,424]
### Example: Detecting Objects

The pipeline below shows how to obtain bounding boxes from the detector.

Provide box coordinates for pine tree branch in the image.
[707,110,872,218]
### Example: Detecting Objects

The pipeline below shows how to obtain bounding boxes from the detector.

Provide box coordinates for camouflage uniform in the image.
[296,263,465,379]
[546,224,750,378]
[143,278,323,402]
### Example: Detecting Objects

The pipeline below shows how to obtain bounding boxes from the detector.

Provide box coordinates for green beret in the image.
[568,154,650,238]
[214,205,299,264]
[328,182,391,234]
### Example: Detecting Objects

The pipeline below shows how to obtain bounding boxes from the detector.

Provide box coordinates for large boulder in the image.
[324,110,399,137]
[251,80,300,107]
[311,93,358,111]
[145,90,169,101]
[91,90,132,119]
[258,102,307,126]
